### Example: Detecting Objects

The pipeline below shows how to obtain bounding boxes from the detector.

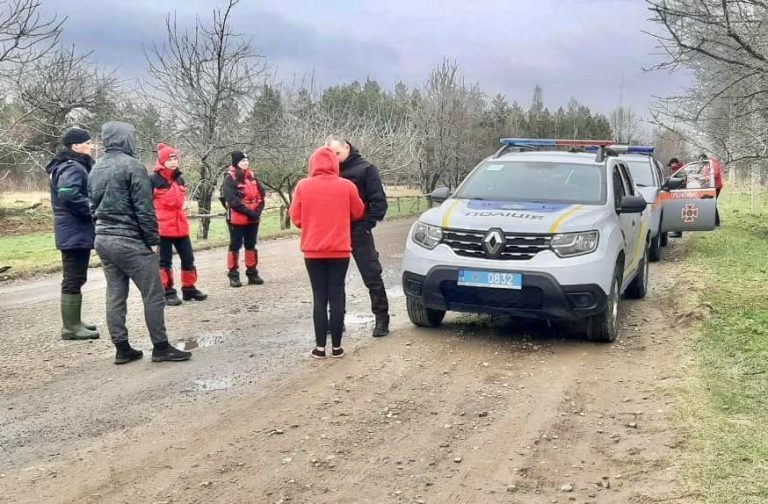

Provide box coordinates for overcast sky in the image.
[44,0,689,117]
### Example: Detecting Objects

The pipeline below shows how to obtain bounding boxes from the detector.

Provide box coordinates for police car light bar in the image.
[500,138,615,148]
[584,145,655,155]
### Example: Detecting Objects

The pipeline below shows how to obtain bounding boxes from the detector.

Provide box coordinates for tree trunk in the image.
[197,186,214,239]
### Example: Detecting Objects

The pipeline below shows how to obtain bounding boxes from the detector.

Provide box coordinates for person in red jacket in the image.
[290,146,365,359]
[151,143,207,305]
[222,151,266,288]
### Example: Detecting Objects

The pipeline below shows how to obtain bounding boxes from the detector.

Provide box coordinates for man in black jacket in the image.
[45,128,100,340]
[326,135,390,337]
[88,121,191,365]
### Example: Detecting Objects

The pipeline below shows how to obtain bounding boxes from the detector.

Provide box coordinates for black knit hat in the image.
[62,128,91,147]
[231,151,248,166]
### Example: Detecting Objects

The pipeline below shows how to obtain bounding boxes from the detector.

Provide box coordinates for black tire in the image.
[625,243,650,299]
[585,265,621,343]
[406,297,446,327]
[660,231,669,247]
[649,231,662,262]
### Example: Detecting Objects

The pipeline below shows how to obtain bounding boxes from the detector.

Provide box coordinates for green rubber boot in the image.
[61,293,100,340]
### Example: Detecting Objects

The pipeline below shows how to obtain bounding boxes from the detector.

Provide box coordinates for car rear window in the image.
[454,161,606,205]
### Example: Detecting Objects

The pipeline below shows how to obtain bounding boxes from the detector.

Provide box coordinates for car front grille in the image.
[441,228,552,260]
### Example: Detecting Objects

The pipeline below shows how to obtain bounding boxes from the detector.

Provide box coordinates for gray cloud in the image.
[42,0,688,117]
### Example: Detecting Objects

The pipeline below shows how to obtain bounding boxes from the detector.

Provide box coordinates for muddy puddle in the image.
[177,331,226,351]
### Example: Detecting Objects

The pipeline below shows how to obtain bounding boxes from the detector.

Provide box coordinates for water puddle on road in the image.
[345,314,375,326]
[177,331,226,351]
[189,377,233,392]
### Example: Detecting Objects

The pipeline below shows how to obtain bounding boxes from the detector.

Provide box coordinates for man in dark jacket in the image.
[45,127,100,340]
[326,135,390,337]
[88,121,191,365]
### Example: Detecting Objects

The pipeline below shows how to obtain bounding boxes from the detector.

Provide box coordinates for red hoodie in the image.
[289,146,365,259]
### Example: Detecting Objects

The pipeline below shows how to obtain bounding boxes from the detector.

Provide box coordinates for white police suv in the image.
[401,138,653,342]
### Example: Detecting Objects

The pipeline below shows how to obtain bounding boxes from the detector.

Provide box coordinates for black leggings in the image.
[61,249,91,294]
[228,223,258,252]
[305,258,350,348]
[159,236,195,270]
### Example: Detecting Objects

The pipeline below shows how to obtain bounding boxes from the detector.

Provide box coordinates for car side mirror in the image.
[662,177,685,191]
[618,195,647,214]
[429,186,452,204]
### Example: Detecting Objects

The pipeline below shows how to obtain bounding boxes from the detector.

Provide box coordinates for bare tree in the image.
[609,106,641,144]
[15,45,119,156]
[646,0,768,183]
[0,0,64,76]
[144,0,265,238]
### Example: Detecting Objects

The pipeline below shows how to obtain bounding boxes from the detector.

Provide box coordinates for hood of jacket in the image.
[101,121,136,156]
[309,146,339,177]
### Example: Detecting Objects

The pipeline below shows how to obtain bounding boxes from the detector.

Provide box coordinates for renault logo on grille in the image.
[483,229,505,258]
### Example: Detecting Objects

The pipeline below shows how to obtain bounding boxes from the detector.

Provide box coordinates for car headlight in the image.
[411,221,443,250]
[551,231,599,257]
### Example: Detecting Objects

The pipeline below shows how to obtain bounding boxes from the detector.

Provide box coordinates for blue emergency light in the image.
[583,145,655,155]
[500,138,615,148]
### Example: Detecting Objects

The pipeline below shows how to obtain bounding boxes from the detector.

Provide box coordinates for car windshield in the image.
[454,161,606,205]
[625,159,655,187]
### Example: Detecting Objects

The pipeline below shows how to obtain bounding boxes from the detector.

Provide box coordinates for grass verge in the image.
[680,192,768,503]
[0,196,428,279]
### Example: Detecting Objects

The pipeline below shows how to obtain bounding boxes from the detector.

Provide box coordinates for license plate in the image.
[457,269,522,290]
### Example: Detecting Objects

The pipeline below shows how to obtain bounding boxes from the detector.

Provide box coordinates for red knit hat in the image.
[157,143,178,166]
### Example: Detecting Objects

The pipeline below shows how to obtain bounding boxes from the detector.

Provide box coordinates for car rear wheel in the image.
[585,266,621,343]
[406,297,446,327]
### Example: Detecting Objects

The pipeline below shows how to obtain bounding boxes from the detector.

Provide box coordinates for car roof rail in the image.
[585,145,655,156]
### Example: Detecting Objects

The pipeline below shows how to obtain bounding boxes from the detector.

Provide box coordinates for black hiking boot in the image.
[182,287,208,301]
[246,270,264,285]
[114,342,144,365]
[151,342,192,362]
[165,289,183,306]
[228,271,242,288]
[372,314,390,337]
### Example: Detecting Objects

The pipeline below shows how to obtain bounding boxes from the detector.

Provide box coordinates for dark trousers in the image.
[351,227,389,316]
[159,236,195,270]
[305,258,350,348]
[94,235,168,346]
[228,224,258,252]
[61,249,91,294]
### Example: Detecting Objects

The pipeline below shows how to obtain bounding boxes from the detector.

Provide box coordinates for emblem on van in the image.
[483,229,506,257]
[681,204,699,224]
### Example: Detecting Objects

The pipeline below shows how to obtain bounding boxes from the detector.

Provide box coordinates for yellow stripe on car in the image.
[442,199,462,228]
[548,205,583,234]
[624,221,648,277]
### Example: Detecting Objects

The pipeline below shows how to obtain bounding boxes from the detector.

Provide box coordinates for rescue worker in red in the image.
[222,151,266,288]
[700,153,724,226]
[151,143,208,306]
[289,146,365,359]
[667,157,683,178]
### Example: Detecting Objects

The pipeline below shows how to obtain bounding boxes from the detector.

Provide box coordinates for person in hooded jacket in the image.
[325,135,390,337]
[45,127,100,340]
[222,151,266,288]
[88,121,191,365]
[290,146,365,359]
[151,143,207,306]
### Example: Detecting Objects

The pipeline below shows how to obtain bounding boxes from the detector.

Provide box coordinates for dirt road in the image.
[0,220,701,504]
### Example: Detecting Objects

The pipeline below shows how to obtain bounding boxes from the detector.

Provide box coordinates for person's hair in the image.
[324,134,347,148]
[668,157,679,165]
